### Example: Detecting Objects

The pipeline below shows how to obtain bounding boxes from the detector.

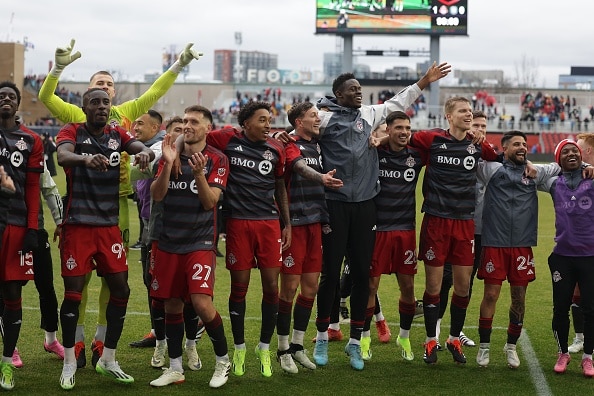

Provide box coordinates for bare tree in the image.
[514,54,540,88]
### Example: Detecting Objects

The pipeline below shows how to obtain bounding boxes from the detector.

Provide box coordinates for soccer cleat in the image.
[360,336,372,361]
[44,340,65,360]
[232,348,246,376]
[554,353,571,374]
[75,341,86,369]
[344,343,364,370]
[11,348,23,368]
[91,340,104,368]
[328,328,343,342]
[459,332,476,347]
[60,362,76,390]
[290,344,316,370]
[149,368,185,387]
[277,349,298,374]
[476,347,490,367]
[313,339,329,366]
[185,344,202,371]
[130,241,143,250]
[414,300,424,319]
[0,362,14,390]
[503,343,520,369]
[424,340,439,364]
[95,359,134,383]
[446,339,467,364]
[582,357,594,377]
[396,336,414,361]
[129,332,156,348]
[376,319,391,343]
[311,328,343,343]
[340,306,350,323]
[568,337,584,353]
[209,360,231,388]
[436,339,443,351]
[254,345,273,377]
[151,342,167,368]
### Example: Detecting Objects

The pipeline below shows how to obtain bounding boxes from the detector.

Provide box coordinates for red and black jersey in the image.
[0,124,43,228]
[156,145,229,254]
[410,128,498,220]
[375,145,426,231]
[284,136,328,226]
[207,127,285,220]
[57,123,135,226]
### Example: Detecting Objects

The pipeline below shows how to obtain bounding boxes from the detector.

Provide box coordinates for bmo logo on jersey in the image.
[436,155,476,170]
[109,152,121,167]
[379,168,416,182]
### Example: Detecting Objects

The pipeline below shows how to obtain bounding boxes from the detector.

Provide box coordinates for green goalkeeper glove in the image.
[50,39,81,77]
[169,43,203,74]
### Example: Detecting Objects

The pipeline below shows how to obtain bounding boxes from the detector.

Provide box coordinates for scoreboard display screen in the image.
[315,0,468,36]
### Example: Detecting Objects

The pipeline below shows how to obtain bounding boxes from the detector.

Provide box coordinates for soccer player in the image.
[474,130,559,369]
[409,96,498,365]
[312,62,451,371]
[435,110,490,350]
[38,39,202,363]
[0,81,44,390]
[564,132,594,354]
[205,101,291,378]
[149,105,231,388]
[361,111,426,362]
[56,88,154,389]
[276,102,343,374]
[543,139,594,377]
[136,110,204,370]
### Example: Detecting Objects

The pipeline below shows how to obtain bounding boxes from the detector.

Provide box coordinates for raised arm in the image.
[38,39,85,123]
[118,43,204,121]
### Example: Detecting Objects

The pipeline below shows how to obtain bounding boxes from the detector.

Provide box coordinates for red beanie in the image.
[554,139,581,164]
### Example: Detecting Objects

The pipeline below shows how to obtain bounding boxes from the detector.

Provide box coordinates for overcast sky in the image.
[4,0,590,87]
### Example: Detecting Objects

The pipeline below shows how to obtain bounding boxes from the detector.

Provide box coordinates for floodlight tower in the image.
[234,32,242,84]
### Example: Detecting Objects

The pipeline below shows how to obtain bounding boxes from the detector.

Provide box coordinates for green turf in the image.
[9,162,589,395]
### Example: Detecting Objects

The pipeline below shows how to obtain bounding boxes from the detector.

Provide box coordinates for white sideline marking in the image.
[519,329,553,396]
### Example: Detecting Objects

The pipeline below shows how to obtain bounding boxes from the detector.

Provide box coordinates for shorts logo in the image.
[283,255,295,268]
[111,243,125,259]
[322,224,332,234]
[552,270,562,282]
[227,253,237,266]
[425,247,435,261]
[151,278,159,291]
[485,260,495,273]
[66,255,77,271]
